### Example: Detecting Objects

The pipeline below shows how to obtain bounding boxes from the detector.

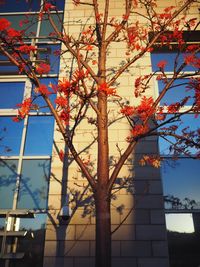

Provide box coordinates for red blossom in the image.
[19,18,30,27]
[59,149,65,162]
[43,3,55,11]
[131,124,149,137]
[0,18,11,31]
[139,155,161,168]
[85,45,93,51]
[55,96,68,107]
[58,79,71,94]
[186,45,199,52]
[36,84,51,96]
[36,63,51,74]
[184,54,200,68]
[136,96,154,121]
[72,0,80,5]
[164,6,175,13]
[159,13,172,20]
[7,28,21,38]
[72,69,88,83]
[120,106,135,116]
[134,75,150,97]
[12,117,20,122]
[17,44,36,54]
[157,60,167,69]
[59,110,70,125]
[16,98,32,119]
[98,82,116,96]
[167,102,181,113]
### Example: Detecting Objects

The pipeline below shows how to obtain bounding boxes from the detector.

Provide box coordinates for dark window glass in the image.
[17,159,50,209]
[24,116,54,156]
[0,159,18,209]
[0,117,23,156]
[40,13,63,39]
[166,213,200,267]
[0,0,41,12]
[0,82,25,109]
[0,218,5,249]
[36,44,61,74]
[0,52,20,75]
[158,79,195,106]
[0,0,64,12]
[159,114,200,155]
[151,52,200,72]
[162,158,200,210]
[0,14,38,34]
[9,214,47,267]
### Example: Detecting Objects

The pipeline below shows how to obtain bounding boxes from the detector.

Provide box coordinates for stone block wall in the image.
[43,0,200,266]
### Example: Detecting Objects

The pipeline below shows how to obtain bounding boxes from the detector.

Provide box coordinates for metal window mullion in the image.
[12,115,28,210]
[12,80,31,211]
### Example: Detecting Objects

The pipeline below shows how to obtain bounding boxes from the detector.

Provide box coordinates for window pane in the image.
[10,214,47,267]
[166,213,200,267]
[17,159,50,209]
[36,44,61,74]
[32,78,57,112]
[0,0,64,12]
[0,0,41,12]
[162,158,200,210]
[40,14,63,39]
[0,117,23,156]
[158,79,195,106]
[24,116,54,156]
[0,159,18,209]
[0,82,25,109]
[151,52,200,72]
[159,114,200,155]
[0,14,38,35]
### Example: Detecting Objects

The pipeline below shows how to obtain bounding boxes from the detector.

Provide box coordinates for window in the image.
[151,38,200,267]
[0,1,64,265]
[0,79,54,267]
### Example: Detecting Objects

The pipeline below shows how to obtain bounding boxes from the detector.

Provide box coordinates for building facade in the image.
[0,1,200,267]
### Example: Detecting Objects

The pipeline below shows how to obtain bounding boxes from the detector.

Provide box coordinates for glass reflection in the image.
[36,44,61,74]
[40,14,63,40]
[0,0,40,12]
[159,114,200,155]
[31,78,57,112]
[9,214,47,267]
[0,159,18,209]
[0,117,23,156]
[24,116,54,156]
[0,82,25,109]
[0,218,5,251]
[166,213,200,267]
[0,0,64,12]
[151,52,200,72]
[166,213,194,233]
[158,79,195,105]
[162,158,200,210]
[17,159,50,209]
[0,14,37,36]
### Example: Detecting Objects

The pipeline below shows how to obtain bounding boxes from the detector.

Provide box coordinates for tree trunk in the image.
[95,189,112,267]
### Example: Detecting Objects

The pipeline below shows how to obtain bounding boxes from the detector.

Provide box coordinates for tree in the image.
[0,0,200,266]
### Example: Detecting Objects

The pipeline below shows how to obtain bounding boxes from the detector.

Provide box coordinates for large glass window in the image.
[0,117,23,156]
[0,0,65,12]
[151,44,200,267]
[0,159,18,209]
[0,0,64,265]
[17,159,51,209]
[0,82,25,109]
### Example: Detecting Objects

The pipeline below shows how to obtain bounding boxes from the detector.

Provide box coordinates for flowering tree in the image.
[0,0,200,266]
